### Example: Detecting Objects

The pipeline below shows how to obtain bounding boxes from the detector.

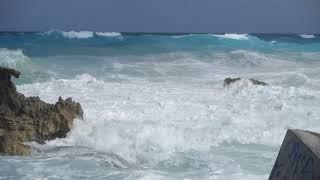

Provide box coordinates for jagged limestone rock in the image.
[0,67,83,155]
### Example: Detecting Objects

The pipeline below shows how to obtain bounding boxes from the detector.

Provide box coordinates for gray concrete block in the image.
[269,129,320,180]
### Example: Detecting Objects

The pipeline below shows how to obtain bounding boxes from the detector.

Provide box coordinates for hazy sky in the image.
[0,0,319,33]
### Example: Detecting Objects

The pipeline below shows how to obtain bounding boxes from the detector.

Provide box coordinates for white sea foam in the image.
[96,32,122,37]
[18,69,320,161]
[299,34,315,39]
[60,31,94,39]
[212,34,249,40]
[16,67,320,179]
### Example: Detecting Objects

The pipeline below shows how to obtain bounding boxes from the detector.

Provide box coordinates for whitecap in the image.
[60,31,94,39]
[95,32,122,37]
[299,34,315,39]
[212,33,249,40]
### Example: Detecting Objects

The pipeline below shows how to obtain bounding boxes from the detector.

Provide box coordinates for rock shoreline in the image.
[0,67,83,155]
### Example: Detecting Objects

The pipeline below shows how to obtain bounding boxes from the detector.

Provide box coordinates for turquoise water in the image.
[0,31,320,179]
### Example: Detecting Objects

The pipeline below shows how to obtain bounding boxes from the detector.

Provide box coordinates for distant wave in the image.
[43,30,94,39]
[60,31,94,39]
[43,30,122,39]
[29,31,320,47]
[299,34,315,39]
[96,32,122,37]
[171,35,191,38]
[212,34,249,40]
[169,33,257,42]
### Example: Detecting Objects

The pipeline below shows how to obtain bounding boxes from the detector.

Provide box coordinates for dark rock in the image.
[0,67,83,155]
[0,67,21,91]
[249,78,269,86]
[223,77,269,87]
[223,77,241,87]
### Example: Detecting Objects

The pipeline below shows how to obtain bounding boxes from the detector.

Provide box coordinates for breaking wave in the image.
[0,48,31,69]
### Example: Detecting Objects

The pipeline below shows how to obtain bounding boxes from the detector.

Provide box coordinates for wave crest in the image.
[212,33,250,40]
[96,32,122,37]
[60,31,94,39]
[43,30,122,39]
[299,34,315,39]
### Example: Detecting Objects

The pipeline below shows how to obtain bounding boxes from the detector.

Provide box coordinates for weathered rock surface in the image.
[0,67,83,155]
[223,77,269,87]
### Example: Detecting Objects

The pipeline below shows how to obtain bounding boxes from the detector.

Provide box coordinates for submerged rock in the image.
[248,78,269,86]
[223,77,269,87]
[0,67,83,155]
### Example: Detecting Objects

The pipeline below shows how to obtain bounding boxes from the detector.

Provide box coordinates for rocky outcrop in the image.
[224,77,269,87]
[0,67,83,155]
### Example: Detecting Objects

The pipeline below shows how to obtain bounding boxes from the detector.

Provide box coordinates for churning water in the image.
[0,32,320,179]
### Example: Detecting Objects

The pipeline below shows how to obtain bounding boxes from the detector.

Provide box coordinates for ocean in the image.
[0,31,320,179]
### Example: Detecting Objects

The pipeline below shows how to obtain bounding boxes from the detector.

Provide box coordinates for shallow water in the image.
[0,32,320,179]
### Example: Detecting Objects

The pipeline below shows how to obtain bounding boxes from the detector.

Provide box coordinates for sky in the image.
[0,0,320,33]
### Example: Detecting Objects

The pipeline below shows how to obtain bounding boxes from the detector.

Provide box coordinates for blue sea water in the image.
[0,31,320,179]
